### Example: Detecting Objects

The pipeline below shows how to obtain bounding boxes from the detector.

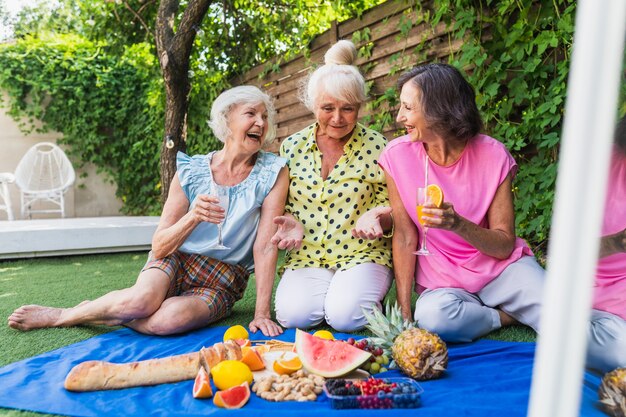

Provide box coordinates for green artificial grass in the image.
[0,251,535,416]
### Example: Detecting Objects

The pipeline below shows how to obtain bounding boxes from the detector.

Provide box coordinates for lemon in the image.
[223,325,249,342]
[211,360,253,390]
[312,330,334,340]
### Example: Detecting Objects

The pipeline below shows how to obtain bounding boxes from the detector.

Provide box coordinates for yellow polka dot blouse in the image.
[280,123,392,271]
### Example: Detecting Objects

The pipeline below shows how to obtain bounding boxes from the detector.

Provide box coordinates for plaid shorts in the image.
[142,251,250,323]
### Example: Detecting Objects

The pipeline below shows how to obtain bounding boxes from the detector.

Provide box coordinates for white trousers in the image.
[587,309,626,373]
[274,263,393,332]
[414,256,545,342]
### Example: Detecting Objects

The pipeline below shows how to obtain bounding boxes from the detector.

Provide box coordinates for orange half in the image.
[426,184,444,207]
[273,356,302,375]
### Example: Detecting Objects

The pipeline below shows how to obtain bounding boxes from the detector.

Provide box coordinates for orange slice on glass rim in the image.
[426,184,444,207]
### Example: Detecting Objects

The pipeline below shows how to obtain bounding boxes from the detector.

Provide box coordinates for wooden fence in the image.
[231,0,465,150]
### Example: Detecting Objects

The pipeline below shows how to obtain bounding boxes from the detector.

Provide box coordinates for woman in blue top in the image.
[8,86,289,337]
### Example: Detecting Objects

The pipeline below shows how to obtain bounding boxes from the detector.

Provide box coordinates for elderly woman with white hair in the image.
[270,40,393,332]
[8,85,288,337]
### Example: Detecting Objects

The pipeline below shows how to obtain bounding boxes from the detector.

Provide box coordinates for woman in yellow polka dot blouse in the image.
[270,40,393,332]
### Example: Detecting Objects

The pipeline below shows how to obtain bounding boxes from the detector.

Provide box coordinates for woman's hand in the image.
[270,215,304,250]
[190,194,225,224]
[352,206,393,239]
[249,316,283,337]
[418,175,517,260]
[420,202,461,231]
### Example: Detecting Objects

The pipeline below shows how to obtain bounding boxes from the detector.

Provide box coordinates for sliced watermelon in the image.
[294,329,371,377]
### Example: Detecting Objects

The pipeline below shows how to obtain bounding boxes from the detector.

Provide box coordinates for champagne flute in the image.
[414,187,432,256]
[209,182,230,250]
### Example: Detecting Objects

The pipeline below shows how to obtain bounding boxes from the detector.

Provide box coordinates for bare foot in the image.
[497,309,520,327]
[7,305,65,331]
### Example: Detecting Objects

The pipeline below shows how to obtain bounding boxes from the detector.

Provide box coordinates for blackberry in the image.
[333,387,350,396]
[326,379,346,391]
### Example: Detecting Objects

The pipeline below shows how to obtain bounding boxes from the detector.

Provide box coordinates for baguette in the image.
[64,340,242,392]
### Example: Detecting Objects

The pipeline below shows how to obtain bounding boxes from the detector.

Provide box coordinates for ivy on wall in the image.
[0,35,165,214]
[450,0,575,258]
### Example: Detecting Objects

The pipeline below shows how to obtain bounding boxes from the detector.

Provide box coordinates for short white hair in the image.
[302,40,366,111]
[208,85,277,143]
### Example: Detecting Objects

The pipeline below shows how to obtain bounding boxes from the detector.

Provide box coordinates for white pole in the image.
[527,2,626,417]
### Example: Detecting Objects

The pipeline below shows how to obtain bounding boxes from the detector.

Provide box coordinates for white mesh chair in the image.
[14,142,76,219]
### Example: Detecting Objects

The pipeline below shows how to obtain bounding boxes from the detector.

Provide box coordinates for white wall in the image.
[0,97,123,220]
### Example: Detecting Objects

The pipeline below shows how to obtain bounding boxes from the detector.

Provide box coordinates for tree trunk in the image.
[155,0,212,203]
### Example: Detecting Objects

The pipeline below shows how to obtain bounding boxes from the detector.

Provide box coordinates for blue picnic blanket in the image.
[0,326,606,416]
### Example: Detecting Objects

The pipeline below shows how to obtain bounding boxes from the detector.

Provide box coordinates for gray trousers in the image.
[414,256,545,342]
[587,309,626,373]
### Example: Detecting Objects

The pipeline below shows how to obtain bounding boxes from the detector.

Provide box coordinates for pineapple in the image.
[363,301,448,380]
[599,368,626,417]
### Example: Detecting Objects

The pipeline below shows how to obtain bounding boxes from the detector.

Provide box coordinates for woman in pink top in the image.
[378,64,545,342]
[587,116,626,373]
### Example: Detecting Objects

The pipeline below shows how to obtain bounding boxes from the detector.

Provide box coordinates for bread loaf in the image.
[64,340,242,391]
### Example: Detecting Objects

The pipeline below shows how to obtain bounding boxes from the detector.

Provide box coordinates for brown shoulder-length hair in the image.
[397,63,483,141]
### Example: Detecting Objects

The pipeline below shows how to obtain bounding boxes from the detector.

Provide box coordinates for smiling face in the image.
[396,82,429,142]
[226,102,268,152]
[314,93,359,142]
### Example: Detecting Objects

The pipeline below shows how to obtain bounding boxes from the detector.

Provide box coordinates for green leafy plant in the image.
[0,35,164,214]
[446,0,575,259]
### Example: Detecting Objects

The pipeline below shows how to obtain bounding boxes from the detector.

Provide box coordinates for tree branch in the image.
[171,0,212,60]
[121,0,151,38]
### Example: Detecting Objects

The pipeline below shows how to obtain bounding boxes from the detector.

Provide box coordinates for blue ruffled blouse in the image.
[176,150,287,272]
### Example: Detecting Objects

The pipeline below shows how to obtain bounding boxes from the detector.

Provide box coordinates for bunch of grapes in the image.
[345,337,389,374]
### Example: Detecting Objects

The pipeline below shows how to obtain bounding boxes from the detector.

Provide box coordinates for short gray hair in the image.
[208,85,277,143]
[302,40,366,111]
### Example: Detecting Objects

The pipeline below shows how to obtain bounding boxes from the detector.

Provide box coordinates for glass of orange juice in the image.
[414,187,431,255]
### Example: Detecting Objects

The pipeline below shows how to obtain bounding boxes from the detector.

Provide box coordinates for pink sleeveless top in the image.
[379,134,533,293]
[593,146,626,320]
